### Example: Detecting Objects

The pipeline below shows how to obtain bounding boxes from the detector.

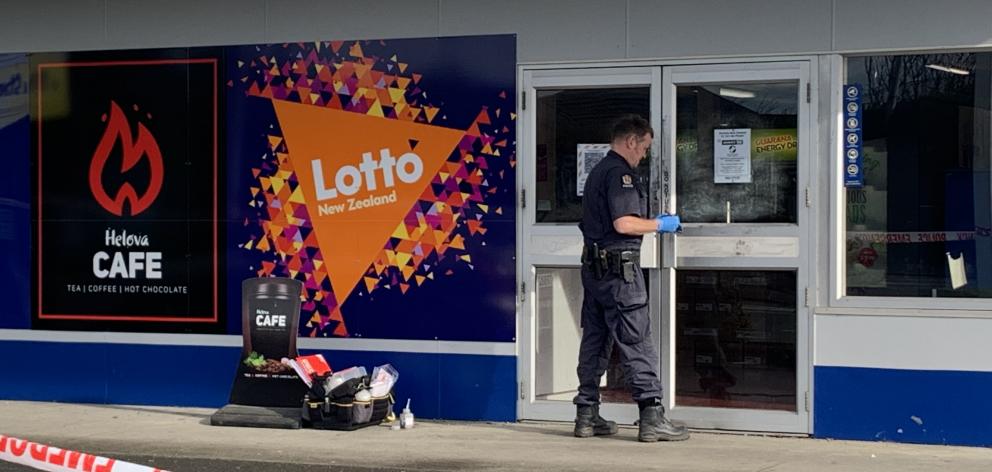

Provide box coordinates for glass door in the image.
[660,62,813,433]
[518,67,661,424]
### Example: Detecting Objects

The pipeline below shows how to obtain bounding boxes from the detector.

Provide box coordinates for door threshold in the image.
[517,419,809,438]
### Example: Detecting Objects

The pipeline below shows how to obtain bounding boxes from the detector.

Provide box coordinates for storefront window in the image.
[846,54,992,298]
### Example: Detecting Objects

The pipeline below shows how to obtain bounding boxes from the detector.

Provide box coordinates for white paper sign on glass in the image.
[947,252,968,289]
[713,128,752,184]
[576,143,611,196]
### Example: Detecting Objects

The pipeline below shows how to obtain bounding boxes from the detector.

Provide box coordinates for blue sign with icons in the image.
[843,84,863,187]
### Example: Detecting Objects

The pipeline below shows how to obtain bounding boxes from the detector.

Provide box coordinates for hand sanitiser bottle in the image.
[400,398,415,429]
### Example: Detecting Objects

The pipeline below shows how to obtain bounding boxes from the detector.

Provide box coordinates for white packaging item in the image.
[369,364,399,397]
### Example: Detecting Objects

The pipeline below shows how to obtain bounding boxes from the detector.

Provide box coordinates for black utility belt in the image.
[582,244,640,281]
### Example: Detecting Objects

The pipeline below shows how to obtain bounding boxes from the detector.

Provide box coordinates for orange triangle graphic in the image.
[273,101,464,308]
[476,109,491,124]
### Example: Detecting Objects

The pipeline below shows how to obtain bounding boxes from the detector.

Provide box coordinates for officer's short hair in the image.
[610,114,654,143]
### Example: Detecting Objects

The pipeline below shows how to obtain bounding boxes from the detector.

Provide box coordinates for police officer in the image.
[574,114,688,442]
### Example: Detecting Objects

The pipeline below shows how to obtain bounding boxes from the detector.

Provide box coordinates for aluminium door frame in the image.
[660,60,815,434]
[516,66,661,425]
[517,56,819,435]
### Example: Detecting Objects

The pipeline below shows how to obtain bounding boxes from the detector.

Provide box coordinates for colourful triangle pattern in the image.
[238,41,517,338]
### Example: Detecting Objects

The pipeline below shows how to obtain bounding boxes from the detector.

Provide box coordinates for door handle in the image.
[661,232,677,269]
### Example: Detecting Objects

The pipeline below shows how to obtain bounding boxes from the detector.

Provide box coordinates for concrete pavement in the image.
[0,401,989,471]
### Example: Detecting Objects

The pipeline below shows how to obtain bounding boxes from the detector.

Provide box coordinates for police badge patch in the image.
[621,174,634,188]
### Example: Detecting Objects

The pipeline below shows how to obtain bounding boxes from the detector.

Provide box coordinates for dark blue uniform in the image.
[575,150,662,406]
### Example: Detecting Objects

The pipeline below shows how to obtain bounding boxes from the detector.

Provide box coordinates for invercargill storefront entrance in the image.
[518,60,814,432]
[2,1,992,447]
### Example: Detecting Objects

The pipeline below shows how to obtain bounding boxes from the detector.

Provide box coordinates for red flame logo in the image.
[89,100,164,216]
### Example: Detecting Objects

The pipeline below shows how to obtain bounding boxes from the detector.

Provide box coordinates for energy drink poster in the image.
[31,49,224,332]
[227,36,517,342]
[677,129,797,161]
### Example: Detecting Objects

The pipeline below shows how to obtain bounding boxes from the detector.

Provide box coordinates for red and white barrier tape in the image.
[0,435,167,472]
[847,230,978,244]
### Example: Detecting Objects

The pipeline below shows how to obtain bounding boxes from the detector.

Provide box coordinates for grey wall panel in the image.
[440,0,627,62]
[107,0,266,49]
[628,0,832,58]
[265,0,440,43]
[0,1,107,53]
[834,0,992,51]
[8,1,992,62]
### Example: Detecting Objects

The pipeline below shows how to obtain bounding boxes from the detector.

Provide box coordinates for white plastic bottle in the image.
[400,398,415,429]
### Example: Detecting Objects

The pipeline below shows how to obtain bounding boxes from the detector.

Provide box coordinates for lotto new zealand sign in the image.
[32,50,222,330]
[229,37,517,341]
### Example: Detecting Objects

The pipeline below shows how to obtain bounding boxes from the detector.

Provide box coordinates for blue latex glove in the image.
[655,214,682,234]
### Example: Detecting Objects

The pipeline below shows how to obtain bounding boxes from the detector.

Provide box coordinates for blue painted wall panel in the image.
[105,343,239,407]
[814,366,992,447]
[0,340,517,422]
[0,116,30,330]
[438,353,515,422]
[0,341,108,403]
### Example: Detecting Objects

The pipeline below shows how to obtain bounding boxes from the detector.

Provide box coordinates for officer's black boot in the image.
[637,400,689,442]
[574,404,618,438]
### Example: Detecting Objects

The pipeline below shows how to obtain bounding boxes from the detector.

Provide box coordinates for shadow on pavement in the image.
[72,403,212,420]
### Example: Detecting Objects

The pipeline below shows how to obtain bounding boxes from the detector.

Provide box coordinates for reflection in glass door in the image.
[535,88,653,223]
[532,87,653,406]
[535,267,649,404]
[661,62,811,433]
[675,83,799,224]
[675,270,796,411]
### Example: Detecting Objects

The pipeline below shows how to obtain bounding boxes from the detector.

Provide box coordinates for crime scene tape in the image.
[847,230,978,244]
[0,435,168,472]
